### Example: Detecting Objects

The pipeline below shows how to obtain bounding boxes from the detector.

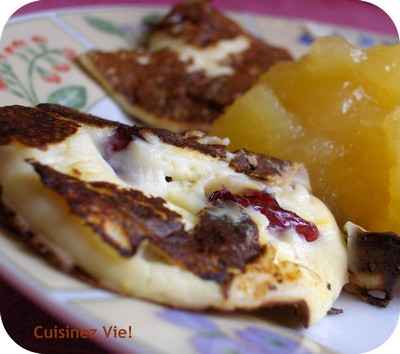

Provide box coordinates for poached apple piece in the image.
[78,0,291,132]
[0,104,346,326]
[212,37,400,233]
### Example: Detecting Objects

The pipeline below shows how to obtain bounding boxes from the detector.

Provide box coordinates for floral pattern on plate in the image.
[0,35,86,108]
[158,309,314,354]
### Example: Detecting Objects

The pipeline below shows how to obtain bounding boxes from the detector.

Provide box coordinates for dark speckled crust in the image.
[0,104,297,285]
[151,0,244,47]
[30,161,183,257]
[37,103,227,157]
[258,300,310,328]
[80,44,291,127]
[139,127,227,158]
[0,105,79,149]
[346,224,400,307]
[229,149,292,181]
[36,104,296,180]
[0,190,310,326]
[158,205,264,285]
[0,104,318,323]
[37,104,227,157]
[0,104,297,182]
[78,1,291,128]
[29,161,264,284]
[37,103,125,128]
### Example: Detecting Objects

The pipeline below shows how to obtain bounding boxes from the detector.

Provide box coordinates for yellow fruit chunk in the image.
[212,37,400,231]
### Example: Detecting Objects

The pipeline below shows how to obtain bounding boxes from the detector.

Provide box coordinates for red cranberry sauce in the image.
[103,126,134,162]
[108,127,134,153]
[209,189,319,242]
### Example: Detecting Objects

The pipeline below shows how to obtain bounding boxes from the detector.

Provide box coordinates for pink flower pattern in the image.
[0,35,85,107]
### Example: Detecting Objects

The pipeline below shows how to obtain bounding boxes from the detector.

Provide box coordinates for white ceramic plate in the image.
[0,4,398,354]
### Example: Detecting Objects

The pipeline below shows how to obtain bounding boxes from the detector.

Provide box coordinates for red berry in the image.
[32,35,47,43]
[54,63,70,72]
[209,189,320,242]
[0,79,7,90]
[12,39,25,48]
[43,74,61,84]
[4,46,13,55]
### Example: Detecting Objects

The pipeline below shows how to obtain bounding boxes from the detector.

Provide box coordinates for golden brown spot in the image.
[241,246,301,294]
[71,168,81,177]
[254,281,274,299]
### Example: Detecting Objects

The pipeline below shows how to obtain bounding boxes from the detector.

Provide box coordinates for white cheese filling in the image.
[107,133,263,229]
[149,34,250,78]
[104,131,338,267]
[21,126,335,270]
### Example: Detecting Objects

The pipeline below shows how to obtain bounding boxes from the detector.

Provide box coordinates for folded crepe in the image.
[78,0,292,132]
[0,104,347,326]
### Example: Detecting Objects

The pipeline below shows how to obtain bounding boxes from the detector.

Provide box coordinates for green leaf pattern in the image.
[47,85,87,109]
[84,16,127,38]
